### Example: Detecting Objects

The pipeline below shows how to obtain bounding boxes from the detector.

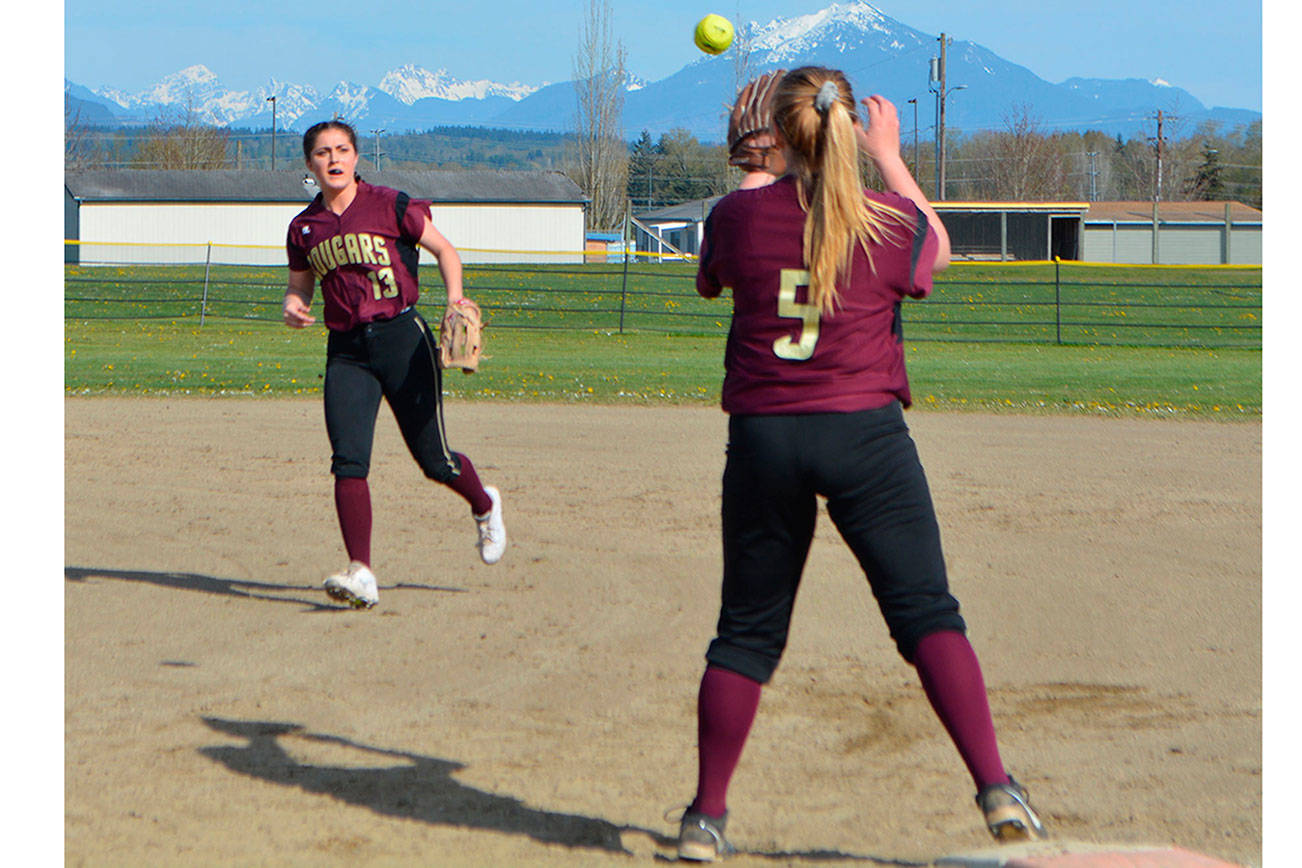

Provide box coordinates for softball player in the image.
[283,120,506,609]
[676,68,1045,861]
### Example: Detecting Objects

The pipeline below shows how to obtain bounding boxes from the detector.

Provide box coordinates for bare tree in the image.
[135,88,230,169]
[65,95,99,171]
[570,0,629,232]
[731,5,756,95]
[988,105,1068,199]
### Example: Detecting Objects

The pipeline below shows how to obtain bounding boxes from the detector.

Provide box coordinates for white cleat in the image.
[475,486,507,564]
[323,561,379,609]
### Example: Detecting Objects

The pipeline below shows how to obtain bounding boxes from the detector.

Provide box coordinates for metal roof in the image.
[636,196,725,222]
[1081,201,1262,223]
[936,201,1090,213]
[64,169,588,205]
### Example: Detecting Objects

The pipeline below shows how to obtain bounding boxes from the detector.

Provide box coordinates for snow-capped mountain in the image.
[746,1,919,61]
[65,2,1258,141]
[378,64,538,104]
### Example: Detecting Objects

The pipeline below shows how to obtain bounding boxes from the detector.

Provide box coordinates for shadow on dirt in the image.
[198,716,916,862]
[64,565,466,611]
[199,716,662,853]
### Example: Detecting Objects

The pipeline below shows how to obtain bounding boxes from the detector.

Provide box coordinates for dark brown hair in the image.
[302,120,358,160]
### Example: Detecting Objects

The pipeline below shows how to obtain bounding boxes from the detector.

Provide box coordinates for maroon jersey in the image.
[697,176,938,415]
[286,180,432,331]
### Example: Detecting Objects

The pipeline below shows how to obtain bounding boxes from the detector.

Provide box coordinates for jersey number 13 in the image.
[368,267,399,300]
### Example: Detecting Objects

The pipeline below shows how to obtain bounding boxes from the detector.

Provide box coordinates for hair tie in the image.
[813,80,840,114]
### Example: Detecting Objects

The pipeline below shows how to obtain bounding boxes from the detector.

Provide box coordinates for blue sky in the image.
[62,1,1262,111]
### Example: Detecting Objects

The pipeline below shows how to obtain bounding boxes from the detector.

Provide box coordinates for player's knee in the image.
[331,458,370,478]
[892,609,968,663]
[419,455,459,484]
[705,637,782,684]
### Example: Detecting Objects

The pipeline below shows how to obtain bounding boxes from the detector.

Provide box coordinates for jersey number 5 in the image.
[772,268,821,360]
[368,267,399,300]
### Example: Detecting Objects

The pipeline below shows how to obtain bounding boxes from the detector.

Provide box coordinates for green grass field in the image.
[64,261,1262,418]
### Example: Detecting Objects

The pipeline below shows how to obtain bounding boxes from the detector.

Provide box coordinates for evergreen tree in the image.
[627,130,659,208]
[1184,142,1227,200]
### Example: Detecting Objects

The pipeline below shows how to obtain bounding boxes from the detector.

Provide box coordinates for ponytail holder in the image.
[813,80,840,114]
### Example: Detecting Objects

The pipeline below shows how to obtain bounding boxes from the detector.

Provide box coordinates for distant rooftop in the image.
[634,195,1263,225]
[1082,201,1262,223]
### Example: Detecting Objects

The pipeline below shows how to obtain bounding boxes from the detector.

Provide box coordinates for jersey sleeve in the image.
[870,191,939,299]
[695,201,726,299]
[286,220,311,272]
[905,204,940,299]
[398,196,432,244]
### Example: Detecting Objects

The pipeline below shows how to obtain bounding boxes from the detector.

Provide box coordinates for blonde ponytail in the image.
[772,67,909,313]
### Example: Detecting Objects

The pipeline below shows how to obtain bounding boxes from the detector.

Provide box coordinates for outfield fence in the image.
[64,241,1262,349]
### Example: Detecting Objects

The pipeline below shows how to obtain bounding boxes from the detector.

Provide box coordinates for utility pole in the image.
[372,129,385,172]
[937,34,948,199]
[1150,109,1170,203]
[267,95,277,171]
[907,97,919,175]
[928,34,963,200]
[1086,151,1098,201]
[1148,109,1175,263]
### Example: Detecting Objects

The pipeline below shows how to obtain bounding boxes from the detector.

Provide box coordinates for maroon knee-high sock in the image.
[446,452,493,516]
[333,476,371,566]
[692,665,763,818]
[912,629,1011,790]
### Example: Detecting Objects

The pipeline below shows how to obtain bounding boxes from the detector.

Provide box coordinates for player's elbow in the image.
[931,237,952,273]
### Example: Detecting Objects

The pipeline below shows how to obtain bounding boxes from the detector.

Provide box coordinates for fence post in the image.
[1223,202,1232,264]
[619,205,630,334]
[1054,256,1062,345]
[201,242,213,326]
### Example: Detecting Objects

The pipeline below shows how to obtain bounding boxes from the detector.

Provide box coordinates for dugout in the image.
[932,202,1089,261]
[64,168,588,266]
[632,196,723,259]
[633,196,1091,262]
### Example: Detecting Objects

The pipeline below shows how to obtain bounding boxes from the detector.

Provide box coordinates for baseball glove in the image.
[728,69,787,174]
[439,299,483,373]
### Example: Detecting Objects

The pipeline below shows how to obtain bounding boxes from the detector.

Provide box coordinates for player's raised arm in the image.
[857,95,951,272]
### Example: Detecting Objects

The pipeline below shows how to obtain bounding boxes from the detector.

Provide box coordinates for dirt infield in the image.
[64,398,1261,867]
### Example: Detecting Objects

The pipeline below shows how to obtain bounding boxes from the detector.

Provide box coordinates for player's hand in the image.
[283,293,316,328]
[857,95,901,164]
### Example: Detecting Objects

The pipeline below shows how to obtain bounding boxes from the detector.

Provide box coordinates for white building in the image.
[64,169,589,266]
[1081,201,1262,265]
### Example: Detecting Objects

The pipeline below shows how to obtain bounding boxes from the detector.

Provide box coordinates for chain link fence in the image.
[65,241,1261,349]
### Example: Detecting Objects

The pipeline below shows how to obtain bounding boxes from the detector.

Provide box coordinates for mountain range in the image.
[64,1,1259,143]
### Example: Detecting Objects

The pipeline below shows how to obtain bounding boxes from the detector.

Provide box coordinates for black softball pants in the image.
[705,401,966,683]
[323,308,461,483]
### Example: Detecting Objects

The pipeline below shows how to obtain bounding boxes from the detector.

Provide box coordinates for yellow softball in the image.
[694,13,734,55]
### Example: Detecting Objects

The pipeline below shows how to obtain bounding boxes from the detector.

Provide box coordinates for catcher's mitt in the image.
[439,299,483,373]
[728,70,787,175]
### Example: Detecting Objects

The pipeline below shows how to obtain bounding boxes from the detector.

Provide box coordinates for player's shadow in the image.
[64,566,466,612]
[199,717,916,863]
[198,716,667,853]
